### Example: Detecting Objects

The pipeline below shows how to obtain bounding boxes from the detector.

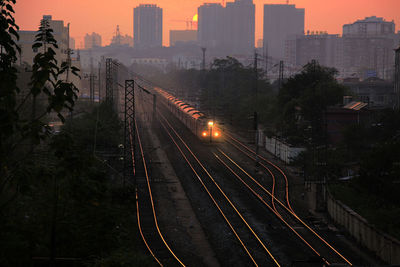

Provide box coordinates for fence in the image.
[327,192,400,265]
[264,136,305,164]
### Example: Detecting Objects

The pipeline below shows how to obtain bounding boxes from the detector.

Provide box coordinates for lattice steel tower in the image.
[106,58,114,106]
[124,80,135,185]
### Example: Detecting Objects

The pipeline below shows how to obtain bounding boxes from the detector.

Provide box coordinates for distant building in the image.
[172,54,201,70]
[131,57,168,71]
[198,0,254,56]
[18,15,69,66]
[198,3,224,51]
[257,39,263,48]
[121,35,133,47]
[69,37,75,50]
[224,0,255,55]
[343,16,395,36]
[84,32,102,49]
[133,4,163,48]
[263,4,304,60]
[342,17,397,79]
[16,15,81,91]
[170,30,197,46]
[286,33,342,68]
[284,17,399,80]
[111,34,133,47]
[343,77,396,108]
[17,30,37,65]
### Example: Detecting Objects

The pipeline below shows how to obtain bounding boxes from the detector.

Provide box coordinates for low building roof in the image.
[343,101,368,111]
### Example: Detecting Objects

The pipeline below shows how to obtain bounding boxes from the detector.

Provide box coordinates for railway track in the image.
[152,99,352,265]
[132,96,185,266]
[127,79,380,266]
[158,112,281,266]
[216,131,353,266]
[139,91,333,265]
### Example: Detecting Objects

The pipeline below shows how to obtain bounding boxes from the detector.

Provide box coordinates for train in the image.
[154,87,222,142]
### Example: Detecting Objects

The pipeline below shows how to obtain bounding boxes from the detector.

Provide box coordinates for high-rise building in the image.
[257,39,263,48]
[263,4,304,60]
[198,0,255,56]
[342,17,397,79]
[133,4,163,48]
[198,3,224,51]
[286,33,342,68]
[84,32,102,49]
[224,0,255,55]
[343,16,395,36]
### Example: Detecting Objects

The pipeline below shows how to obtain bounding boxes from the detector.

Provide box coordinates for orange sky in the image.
[15,0,400,48]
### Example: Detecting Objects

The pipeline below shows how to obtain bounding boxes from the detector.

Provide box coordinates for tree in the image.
[0,0,21,166]
[0,0,80,210]
[201,57,273,128]
[278,61,347,144]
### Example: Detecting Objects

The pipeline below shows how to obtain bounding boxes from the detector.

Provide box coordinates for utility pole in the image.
[65,23,74,125]
[98,61,101,101]
[278,60,284,90]
[89,74,95,103]
[395,46,400,109]
[153,94,157,122]
[201,47,206,70]
[265,43,268,78]
[254,51,259,166]
[66,23,71,82]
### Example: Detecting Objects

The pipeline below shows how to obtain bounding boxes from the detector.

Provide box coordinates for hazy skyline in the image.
[15,0,400,48]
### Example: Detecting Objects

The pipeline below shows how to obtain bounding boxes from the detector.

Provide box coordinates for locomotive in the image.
[154,87,222,142]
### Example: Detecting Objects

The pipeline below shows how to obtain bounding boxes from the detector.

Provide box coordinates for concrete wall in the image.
[327,192,400,265]
[264,136,305,163]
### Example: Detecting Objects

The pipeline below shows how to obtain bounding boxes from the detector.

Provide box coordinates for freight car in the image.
[155,87,222,142]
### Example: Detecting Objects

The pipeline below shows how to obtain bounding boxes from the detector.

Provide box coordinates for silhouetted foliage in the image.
[1,3,80,210]
[278,62,346,144]
[200,57,274,128]
[0,0,21,162]
[0,103,153,266]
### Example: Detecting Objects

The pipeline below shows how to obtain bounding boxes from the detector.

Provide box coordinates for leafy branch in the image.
[1,0,80,208]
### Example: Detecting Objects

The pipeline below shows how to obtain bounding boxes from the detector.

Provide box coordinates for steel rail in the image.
[225,132,294,213]
[226,138,281,214]
[131,114,161,266]
[217,148,352,266]
[223,132,353,265]
[157,118,258,266]
[159,113,281,267]
[214,149,330,265]
[135,188,163,266]
[132,118,185,267]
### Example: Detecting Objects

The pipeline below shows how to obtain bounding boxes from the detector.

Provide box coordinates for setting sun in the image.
[192,14,198,22]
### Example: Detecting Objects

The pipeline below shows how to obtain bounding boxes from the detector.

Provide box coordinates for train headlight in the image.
[202,131,208,137]
[208,121,214,127]
[214,132,220,137]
